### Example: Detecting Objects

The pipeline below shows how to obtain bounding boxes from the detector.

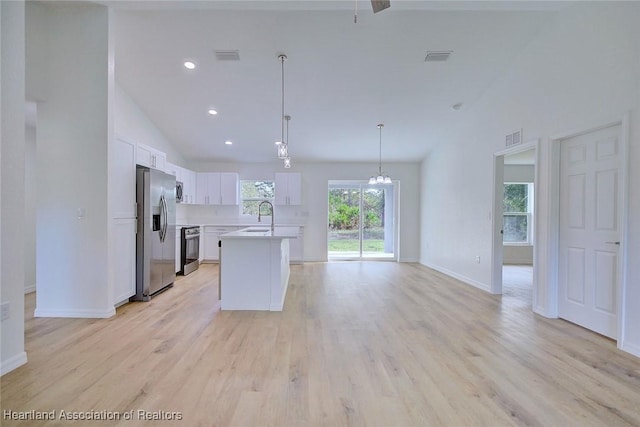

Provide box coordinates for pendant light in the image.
[369,124,391,184]
[283,115,291,168]
[276,54,291,167]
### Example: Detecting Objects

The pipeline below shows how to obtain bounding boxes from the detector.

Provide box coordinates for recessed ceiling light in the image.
[224,140,233,145]
[184,61,196,69]
[208,109,218,115]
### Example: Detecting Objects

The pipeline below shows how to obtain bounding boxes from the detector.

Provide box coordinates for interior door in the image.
[558,124,622,339]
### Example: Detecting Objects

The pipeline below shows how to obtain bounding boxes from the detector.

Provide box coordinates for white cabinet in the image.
[136,143,166,171]
[275,172,301,205]
[183,169,197,204]
[196,172,239,205]
[199,227,204,262]
[112,138,136,218]
[111,137,137,305]
[289,227,304,264]
[203,226,239,261]
[175,228,182,273]
[112,218,136,304]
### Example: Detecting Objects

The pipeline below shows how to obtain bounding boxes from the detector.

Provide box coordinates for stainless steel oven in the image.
[180,226,200,275]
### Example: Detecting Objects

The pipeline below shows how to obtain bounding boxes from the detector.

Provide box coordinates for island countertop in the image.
[220,226,299,239]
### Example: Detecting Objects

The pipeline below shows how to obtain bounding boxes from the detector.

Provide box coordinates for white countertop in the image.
[176,222,304,228]
[220,226,299,239]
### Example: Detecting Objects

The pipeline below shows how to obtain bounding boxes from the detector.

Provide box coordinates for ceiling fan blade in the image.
[371,0,390,13]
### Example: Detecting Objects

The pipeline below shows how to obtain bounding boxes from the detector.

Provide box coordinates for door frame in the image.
[491,140,540,296]
[549,114,629,347]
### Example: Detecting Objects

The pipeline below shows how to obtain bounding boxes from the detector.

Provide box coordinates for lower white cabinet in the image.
[203,226,239,261]
[199,228,204,263]
[175,228,182,273]
[112,218,136,305]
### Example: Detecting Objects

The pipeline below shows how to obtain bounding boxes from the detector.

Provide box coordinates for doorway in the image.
[491,142,538,300]
[327,182,395,260]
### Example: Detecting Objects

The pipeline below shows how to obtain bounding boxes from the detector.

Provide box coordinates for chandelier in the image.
[369,124,391,184]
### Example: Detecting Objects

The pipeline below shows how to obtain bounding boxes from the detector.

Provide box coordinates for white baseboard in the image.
[533,305,555,318]
[24,284,36,294]
[34,307,116,318]
[1,352,27,376]
[420,261,491,293]
[399,257,419,263]
[620,340,640,358]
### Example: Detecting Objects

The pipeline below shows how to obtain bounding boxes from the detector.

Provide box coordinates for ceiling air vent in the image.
[214,50,240,61]
[424,51,452,62]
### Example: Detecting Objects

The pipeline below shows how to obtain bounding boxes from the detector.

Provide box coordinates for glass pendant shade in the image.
[369,123,391,184]
[284,157,291,168]
[277,143,288,159]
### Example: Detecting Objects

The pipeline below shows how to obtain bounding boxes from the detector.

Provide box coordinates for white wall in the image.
[420,2,640,356]
[24,125,36,292]
[114,83,187,167]
[32,3,115,318]
[189,160,421,262]
[1,0,28,375]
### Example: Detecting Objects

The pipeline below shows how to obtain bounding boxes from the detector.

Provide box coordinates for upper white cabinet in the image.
[136,142,166,172]
[274,172,301,205]
[182,169,197,204]
[196,172,239,205]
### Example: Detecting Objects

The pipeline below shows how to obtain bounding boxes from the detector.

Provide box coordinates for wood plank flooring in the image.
[2,262,639,426]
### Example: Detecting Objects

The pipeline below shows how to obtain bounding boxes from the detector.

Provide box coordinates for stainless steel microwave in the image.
[176,181,184,203]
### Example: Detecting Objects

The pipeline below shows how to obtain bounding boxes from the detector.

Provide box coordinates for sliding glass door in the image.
[328,182,395,260]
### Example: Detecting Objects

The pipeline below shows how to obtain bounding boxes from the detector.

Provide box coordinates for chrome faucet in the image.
[257,200,274,232]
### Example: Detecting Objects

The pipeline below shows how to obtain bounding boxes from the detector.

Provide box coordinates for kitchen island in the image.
[219,226,298,311]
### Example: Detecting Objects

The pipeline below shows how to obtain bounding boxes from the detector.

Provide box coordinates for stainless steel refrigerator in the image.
[133,166,176,301]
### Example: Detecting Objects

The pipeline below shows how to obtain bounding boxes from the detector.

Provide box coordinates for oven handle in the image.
[184,234,200,240]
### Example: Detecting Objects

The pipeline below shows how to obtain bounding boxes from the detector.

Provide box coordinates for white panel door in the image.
[559,124,621,338]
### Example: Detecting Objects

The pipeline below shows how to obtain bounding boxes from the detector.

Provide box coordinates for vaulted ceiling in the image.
[112,1,567,163]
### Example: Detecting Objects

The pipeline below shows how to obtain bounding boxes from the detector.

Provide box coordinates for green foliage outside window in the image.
[328,188,384,230]
[503,183,530,243]
[241,181,274,215]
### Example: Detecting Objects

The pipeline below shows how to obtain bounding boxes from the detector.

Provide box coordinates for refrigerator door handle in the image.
[163,194,168,241]
[159,194,166,242]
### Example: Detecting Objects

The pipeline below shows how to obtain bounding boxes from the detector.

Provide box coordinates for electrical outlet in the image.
[0,302,10,321]
[475,256,481,264]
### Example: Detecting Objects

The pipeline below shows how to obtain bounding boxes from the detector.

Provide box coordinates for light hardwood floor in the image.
[2,262,639,426]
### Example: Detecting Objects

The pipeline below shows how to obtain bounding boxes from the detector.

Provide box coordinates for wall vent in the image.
[214,50,240,61]
[424,51,452,62]
[505,129,523,147]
